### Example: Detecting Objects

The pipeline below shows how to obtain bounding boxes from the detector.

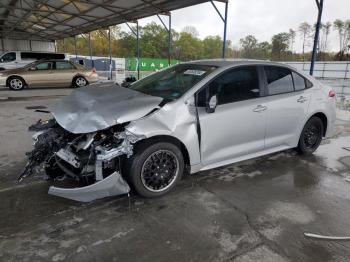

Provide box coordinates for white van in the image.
[0,51,66,70]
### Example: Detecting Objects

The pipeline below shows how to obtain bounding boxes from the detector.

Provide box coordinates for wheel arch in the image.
[6,75,27,87]
[134,135,191,166]
[72,74,89,86]
[306,112,328,137]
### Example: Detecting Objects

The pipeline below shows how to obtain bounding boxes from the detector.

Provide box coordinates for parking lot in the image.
[0,83,349,262]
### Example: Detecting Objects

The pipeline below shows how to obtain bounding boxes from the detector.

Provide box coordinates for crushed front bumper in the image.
[48,171,130,202]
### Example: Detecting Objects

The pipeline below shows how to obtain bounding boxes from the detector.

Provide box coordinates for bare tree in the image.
[344,20,350,54]
[321,22,332,52]
[182,26,199,38]
[333,19,350,60]
[333,19,345,52]
[289,29,296,54]
[298,22,311,61]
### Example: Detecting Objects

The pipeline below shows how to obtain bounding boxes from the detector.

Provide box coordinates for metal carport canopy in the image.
[0,0,227,41]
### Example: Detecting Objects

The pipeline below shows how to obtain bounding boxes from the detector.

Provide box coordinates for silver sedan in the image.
[21,60,336,201]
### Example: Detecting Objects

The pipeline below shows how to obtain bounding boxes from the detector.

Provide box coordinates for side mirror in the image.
[206,95,218,113]
[0,58,3,63]
[29,67,36,71]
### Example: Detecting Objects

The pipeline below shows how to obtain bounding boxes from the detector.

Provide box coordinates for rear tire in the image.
[8,76,25,91]
[297,117,324,155]
[125,141,184,198]
[72,76,87,88]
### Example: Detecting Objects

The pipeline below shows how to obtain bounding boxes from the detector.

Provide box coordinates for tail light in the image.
[89,68,97,76]
[328,90,336,97]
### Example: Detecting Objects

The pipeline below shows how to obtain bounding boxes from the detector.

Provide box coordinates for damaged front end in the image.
[20,119,143,202]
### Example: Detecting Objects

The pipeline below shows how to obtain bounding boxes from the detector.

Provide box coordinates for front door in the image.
[24,61,54,86]
[196,66,267,167]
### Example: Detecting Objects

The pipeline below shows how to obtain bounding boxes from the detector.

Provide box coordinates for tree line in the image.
[57,19,350,62]
[239,19,350,61]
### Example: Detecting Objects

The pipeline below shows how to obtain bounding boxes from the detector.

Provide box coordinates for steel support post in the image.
[157,13,172,66]
[168,13,172,66]
[222,2,228,58]
[88,33,94,68]
[74,35,77,59]
[126,21,141,79]
[211,0,229,58]
[1,38,4,51]
[310,0,324,75]
[136,21,140,79]
[63,38,66,53]
[108,27,113,80]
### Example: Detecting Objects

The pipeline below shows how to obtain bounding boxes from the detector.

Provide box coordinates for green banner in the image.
[127,58,179,71]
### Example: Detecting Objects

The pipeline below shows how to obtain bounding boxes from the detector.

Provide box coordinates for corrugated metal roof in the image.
[0,0,227,41]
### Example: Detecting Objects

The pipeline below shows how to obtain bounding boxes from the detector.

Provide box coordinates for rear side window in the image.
[265,66,294,95]
[292,72,306,91]
[56,61,74,70]
[206,66,260,105]
[306,79,313,88]
[1,52,16,62]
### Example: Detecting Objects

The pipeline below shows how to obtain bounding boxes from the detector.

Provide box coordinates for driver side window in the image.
[196,66,260,107]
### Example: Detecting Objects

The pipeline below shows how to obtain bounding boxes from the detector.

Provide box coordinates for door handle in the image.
[253,105,267,113]
[297,96,308,103]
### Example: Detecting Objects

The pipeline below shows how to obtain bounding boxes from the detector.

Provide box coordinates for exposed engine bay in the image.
[19,118,143,202]
[17,85,167,202]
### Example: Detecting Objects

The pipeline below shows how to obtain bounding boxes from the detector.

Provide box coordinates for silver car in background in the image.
[21,60,336,201]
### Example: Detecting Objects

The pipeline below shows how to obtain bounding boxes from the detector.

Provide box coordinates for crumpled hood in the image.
[50,84,163,134]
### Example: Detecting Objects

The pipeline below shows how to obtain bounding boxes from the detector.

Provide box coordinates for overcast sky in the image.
[123,0,349,53]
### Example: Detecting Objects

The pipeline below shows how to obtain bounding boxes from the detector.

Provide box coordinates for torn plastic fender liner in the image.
[48,172,130,202]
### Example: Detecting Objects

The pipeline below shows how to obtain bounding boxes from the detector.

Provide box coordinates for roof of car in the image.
[34,59,70,62]
[183,59,288,68]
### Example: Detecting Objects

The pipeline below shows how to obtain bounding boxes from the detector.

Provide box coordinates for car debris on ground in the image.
[304,233,350,241]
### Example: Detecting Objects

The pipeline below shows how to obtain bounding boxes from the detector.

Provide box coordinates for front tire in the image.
[8,76,25,91]
[126,141,184,198]
[297,117,324,155]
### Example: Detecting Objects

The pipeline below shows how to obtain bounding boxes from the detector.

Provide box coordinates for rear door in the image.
[53,61,76,86]
[196,66,268,167]
[263,66,312,149]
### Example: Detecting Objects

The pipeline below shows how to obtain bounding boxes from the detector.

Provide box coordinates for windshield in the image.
[129,64,217,99]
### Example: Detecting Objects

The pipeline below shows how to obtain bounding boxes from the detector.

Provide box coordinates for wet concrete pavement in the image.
[1,87,350,261]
